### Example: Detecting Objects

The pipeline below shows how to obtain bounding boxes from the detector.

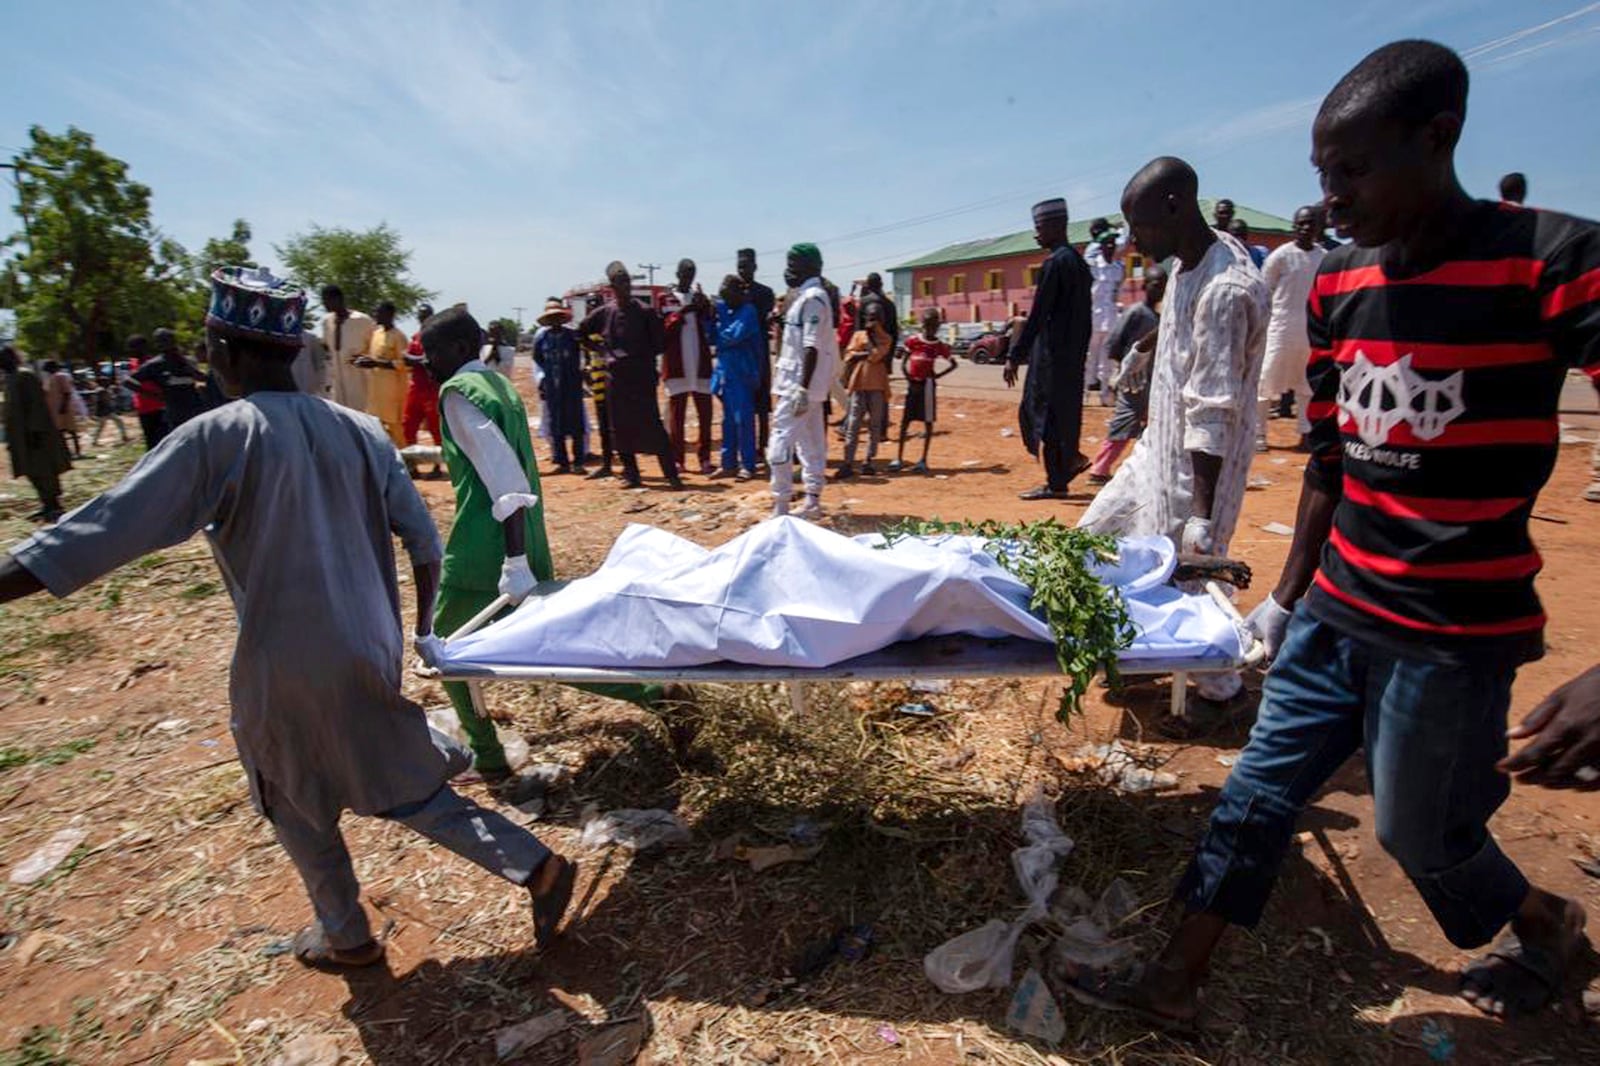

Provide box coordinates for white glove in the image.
[1180,515,1215,555]
[792,392,811,416]
[413,633,446,668]
[498,556,537,605]
[1244,595,1293,661]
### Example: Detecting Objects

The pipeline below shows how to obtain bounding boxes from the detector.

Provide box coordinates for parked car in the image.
[966,330,1011,364]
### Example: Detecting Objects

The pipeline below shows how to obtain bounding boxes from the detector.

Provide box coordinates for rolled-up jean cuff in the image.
[1174,789,1300,929]
[1411,834,1529,949]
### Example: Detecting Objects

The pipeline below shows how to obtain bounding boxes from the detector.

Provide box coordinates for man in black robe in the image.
[1004,198,1093,500]
[2,346,72,521]
[578,262,683,490]
[736,248,777,460]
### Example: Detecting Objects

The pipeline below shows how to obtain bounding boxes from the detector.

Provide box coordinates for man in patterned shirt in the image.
[1066,39,1599,1030]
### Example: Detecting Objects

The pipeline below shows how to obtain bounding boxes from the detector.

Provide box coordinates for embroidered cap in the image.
[1032,198,1068,224]
[206,266,306,348]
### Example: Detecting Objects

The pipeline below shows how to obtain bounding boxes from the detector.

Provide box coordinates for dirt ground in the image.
[2,382,1598,1066]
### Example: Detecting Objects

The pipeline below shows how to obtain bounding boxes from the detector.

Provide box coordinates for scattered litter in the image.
[1270,457,1289,465]
[199,738,220,747]
[9,823,88,885]
[1092,877,1139,930]
[13,930,67,967]
[575,1017,649,1066]
[910,679,951,693]
[876,1024,901,1046]
[925,792,1073,993]
[259,939,293,958]
[739,842,822,872]
[1216,754,1237,767]
[1000,427,1015,438]
[580,808,691,851]
[837,924,875,963]
[1063,741,1178,793]
[679,512,703,523]
[1262,521,1295,536]
[494,1010,568,1060]
[935,474,950,480]
[935,747,977,771]
[1247,476,1274,489]
[268,1034,342,1066]
[1007,967,1066,1044]
[961,459,982,467]
[897,702,936,717]
[1419,1018,1456,1061]
[427,708,529,771]
[154,718,188,733]
[955,412,968,419]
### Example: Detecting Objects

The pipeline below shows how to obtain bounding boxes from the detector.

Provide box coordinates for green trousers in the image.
[433,585,661,774]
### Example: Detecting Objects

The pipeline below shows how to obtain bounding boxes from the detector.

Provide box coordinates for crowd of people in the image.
[2,34,1599,1037]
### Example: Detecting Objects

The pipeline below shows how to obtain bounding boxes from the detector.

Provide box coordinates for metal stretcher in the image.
[435,583,1263,721]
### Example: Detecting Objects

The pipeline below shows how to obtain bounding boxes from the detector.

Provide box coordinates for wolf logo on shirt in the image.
[1339,351,1465,448]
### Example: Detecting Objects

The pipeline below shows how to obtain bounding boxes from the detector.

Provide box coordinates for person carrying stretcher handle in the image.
[416,306,693,783]
[1064,39,1600,1033]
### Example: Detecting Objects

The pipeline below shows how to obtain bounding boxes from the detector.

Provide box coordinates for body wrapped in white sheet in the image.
[438,517,1245,674]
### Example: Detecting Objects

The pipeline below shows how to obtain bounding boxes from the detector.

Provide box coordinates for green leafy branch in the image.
[879,517,1133,718]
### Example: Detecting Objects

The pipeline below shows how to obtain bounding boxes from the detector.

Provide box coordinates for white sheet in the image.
[438,517,1246,673]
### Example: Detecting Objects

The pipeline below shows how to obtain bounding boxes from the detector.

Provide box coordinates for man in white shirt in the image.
[1085,224,1128,404]
[768,243,837,519]
[1079,157,1268,714]
[319,285,375,411]
[1255,206,1327,451]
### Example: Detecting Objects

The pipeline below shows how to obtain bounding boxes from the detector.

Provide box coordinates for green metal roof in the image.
[889,200,1296,271]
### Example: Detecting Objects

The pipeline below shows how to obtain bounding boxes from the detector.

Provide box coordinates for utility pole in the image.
[636,262,660,288]
[511,305,526,328]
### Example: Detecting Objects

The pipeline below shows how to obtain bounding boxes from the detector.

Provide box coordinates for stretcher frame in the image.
[435,583,1263,721]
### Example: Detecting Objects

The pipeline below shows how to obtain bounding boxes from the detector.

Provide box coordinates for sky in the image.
[4,0,1600,330]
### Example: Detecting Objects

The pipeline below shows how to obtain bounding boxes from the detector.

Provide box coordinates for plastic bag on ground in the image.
[426,707,530,771]
[925,794,1074,994]
[1006,967,1066,1044]
[9,823,88,885]
[924,918,1024,993]
[580,808,691,851]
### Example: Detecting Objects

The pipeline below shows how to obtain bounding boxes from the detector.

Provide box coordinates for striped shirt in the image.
[1303,201,1600,664]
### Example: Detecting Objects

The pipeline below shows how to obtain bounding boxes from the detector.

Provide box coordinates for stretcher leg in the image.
[785,680,810,721]
[1170,672,1187,719]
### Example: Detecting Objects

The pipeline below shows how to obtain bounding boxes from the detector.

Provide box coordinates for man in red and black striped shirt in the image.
[1066,40,1600,1030]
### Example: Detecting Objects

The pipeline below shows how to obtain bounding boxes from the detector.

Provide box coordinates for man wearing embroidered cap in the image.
[0,266,581,969]
[1004,198,1094,499]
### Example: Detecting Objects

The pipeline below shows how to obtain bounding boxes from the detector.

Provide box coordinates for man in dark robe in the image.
[2,346,72,521]
[736,248,777,460]
[578,262,683,490]
[1004,198,1093,499]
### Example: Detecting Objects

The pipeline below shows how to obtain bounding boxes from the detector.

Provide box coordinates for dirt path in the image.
[1,391,1597,1065]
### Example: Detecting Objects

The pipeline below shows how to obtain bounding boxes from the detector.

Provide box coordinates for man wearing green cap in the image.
[769,243,837,518]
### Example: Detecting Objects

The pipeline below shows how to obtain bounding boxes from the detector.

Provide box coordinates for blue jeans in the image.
[1177,611,1529,949]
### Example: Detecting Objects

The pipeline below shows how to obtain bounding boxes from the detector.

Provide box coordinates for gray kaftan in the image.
[10,391,449,827]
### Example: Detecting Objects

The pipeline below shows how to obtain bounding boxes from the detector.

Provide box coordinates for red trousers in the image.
[403,380,441,446]
[669,391,713,468]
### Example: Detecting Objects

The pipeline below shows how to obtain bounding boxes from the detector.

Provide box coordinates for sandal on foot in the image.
[530,856,578,950]
[1061,959,1200,1037]
[292,923,385,971]
[1460,920,1584,1017]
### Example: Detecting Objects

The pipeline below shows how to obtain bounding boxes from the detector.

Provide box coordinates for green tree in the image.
[490,316,522,343]
[197,218,255,280]
[1,125,194,364]
[276,223,433,318]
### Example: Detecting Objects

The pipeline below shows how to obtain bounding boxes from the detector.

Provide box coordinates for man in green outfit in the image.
[418,306,680,781]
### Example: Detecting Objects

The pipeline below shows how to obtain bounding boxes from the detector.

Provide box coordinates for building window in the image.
[948,274,966,295]
[918,277,933,298]
[1026,266,1041,286]
[985,269,1004,290]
